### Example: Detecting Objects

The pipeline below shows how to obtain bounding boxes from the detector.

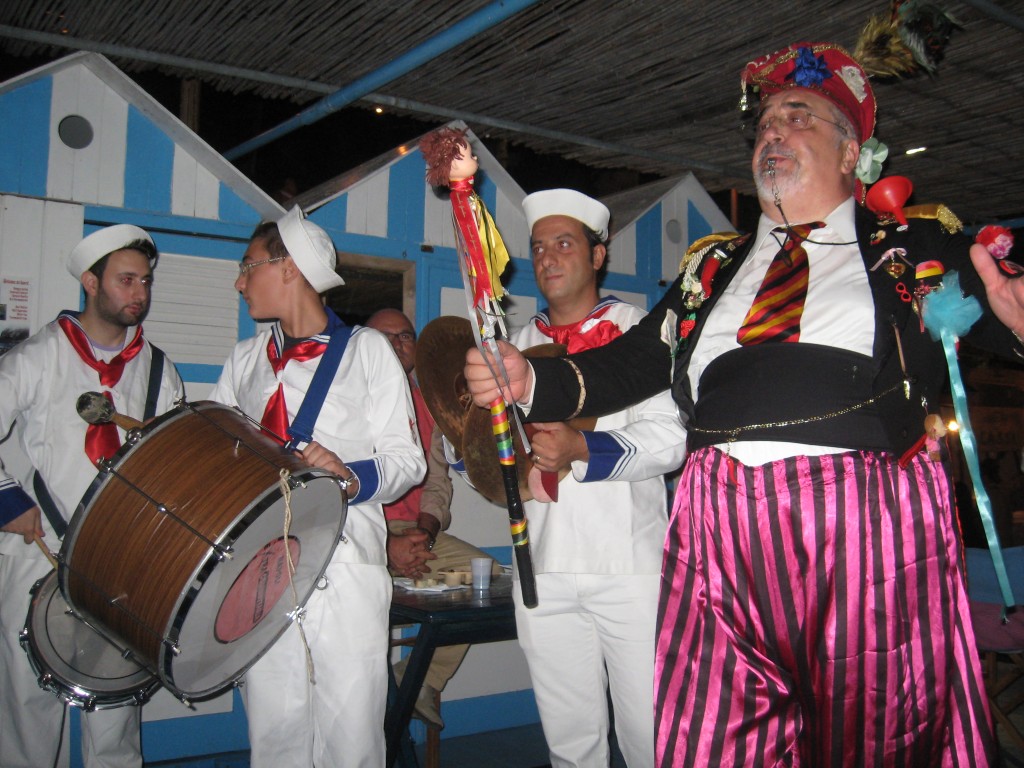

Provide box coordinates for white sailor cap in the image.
[66,224,155,279]
[522,189,610,241]
[277,206,345,293]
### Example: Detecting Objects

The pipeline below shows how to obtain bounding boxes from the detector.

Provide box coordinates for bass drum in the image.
[20,571,159,710]
[60,401,347,700]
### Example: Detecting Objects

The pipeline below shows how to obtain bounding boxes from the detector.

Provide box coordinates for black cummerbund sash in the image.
[688,343,894,452]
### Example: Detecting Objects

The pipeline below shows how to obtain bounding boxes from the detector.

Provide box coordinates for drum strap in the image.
[284,311,352,450]
[144,343,166,421]
[32,471,67,539]
[30,344,168,540]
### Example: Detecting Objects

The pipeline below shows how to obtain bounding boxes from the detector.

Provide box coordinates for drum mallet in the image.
[75,391,146,432]
[34,535,59,569]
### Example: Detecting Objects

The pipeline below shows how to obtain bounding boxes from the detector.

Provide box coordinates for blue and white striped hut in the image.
[0,51,283,394]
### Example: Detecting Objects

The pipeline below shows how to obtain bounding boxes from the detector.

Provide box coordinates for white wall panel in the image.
[95,86,128,207]
[609,225,638,277]
[142,253,239,367]
[0,195,82,332]
[344,172,389,238]
[171,145,198,217]
[445,641,533,700]
[172,146,221,220]
[0,197,83,504]
[47,67,127,207]
[423,183,455,248]
[194,163,220,220]
[494,186,529,261]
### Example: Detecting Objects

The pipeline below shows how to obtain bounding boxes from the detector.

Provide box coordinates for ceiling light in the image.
[374,106,384,114]
[905,146,927,155]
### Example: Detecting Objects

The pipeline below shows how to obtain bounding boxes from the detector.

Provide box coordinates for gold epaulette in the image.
[875,204,963,234]
[679,232,741,274]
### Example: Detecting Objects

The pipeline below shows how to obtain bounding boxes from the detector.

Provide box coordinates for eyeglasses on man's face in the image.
[753,107,848,140]
[238,256,286,275]
[379,330,416,343]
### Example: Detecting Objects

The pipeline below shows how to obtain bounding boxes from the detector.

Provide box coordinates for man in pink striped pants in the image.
[465,40,1024,766]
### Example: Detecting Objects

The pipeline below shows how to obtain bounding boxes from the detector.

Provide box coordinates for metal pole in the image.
[223,0,541,160]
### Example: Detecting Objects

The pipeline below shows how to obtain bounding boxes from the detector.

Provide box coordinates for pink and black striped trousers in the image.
[655,447,994,767]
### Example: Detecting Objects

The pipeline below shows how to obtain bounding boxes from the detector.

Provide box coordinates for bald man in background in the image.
[367,308,497,730]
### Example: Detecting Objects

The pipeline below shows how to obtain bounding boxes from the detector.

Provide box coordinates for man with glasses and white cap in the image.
[211,206,425,767]
[503,188,685,767]
[464,42,1024,767]
[0,224,183,767]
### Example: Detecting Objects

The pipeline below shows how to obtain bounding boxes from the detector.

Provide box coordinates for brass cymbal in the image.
[462,405,534,505]
[415,316,476,449]
[461,343,596,505]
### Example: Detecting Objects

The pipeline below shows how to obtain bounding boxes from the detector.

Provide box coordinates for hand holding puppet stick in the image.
[421,126,538,607]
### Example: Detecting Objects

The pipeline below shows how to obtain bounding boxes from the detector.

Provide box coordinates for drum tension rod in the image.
[190,405,305,489]
[97,459,234,560]
[61,562,169,653]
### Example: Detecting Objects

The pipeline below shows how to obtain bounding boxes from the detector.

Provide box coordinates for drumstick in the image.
[34,535,59,569]
[76,391,145,431]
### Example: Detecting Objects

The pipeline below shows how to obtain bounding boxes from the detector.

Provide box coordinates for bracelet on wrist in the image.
[412,526,437,550]
[564,358,587,419]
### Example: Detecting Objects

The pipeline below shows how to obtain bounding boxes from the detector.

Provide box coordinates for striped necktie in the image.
[736,222,823,345]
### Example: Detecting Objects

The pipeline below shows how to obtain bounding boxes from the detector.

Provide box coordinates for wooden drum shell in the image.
[60,401,346,699]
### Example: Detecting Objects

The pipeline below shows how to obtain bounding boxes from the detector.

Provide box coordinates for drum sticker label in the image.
[215,537,300,643]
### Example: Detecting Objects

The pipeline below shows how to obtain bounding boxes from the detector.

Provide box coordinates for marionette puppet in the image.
[420,126,538,608]
[422,127,510,321]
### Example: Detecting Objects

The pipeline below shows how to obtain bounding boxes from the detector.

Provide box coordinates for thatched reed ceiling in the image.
[2,0,1023,225]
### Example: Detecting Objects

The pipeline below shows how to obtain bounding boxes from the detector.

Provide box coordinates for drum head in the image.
[161,471,345,698]
[21,572,159,710]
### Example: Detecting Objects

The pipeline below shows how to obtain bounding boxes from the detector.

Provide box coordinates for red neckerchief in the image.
[260,335,327,444]
[534,302,622,353]
[58,314,145,465]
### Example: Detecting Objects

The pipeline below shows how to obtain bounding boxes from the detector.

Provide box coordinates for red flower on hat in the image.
[788,47,832,88]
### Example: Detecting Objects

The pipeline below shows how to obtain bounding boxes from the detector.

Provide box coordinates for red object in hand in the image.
[976,224,1021,278]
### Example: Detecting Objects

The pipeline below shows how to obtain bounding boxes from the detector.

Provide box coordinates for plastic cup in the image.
[470,558,492,590]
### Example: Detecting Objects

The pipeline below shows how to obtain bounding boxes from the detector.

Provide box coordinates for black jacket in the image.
[529,204,1016,456]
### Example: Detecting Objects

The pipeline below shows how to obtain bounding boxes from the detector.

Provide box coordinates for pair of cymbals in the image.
[415,316,476,452]
[416,316,594,505]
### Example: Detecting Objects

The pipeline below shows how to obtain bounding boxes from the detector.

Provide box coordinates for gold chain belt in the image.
[688,381,904,443]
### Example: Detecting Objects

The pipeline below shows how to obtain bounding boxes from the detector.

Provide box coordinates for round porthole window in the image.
[665,218,683,244]
[58,115,94,149]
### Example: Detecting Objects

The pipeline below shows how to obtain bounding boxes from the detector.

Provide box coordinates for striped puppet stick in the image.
[490,398,538,607]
